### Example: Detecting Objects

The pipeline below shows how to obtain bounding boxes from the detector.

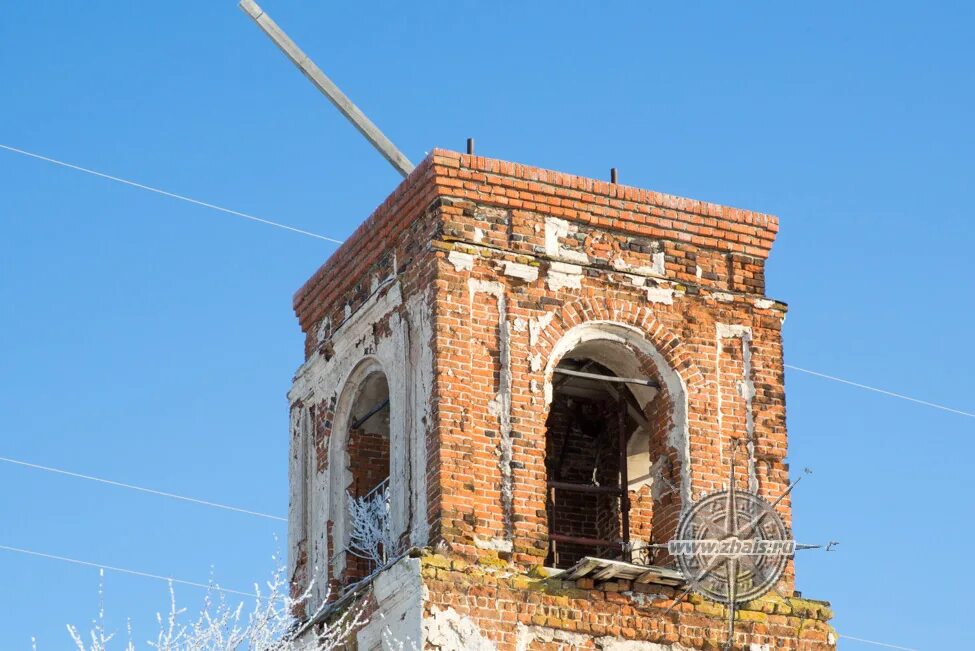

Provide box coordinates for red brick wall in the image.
[420,554,834,651]
[294,150,822,647]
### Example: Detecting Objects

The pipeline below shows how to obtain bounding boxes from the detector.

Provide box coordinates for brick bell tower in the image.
[286,151,835,650]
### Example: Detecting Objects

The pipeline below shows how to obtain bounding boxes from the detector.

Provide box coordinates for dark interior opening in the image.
[545,359,640,569]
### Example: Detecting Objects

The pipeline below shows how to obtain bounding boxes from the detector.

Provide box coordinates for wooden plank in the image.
[566,557,602,579]
[239,0,415,178]
[592,565,620,581]
[635,567,684,586]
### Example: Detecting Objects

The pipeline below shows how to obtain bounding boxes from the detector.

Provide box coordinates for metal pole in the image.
[554,367,658,388]
[349,398,390,430]
[618,396,631,562]
[239,0,415,178]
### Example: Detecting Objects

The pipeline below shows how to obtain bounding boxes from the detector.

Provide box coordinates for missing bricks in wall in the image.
[283,151,838,650]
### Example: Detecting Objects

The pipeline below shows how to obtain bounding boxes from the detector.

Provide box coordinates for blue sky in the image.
[1,2,972,649]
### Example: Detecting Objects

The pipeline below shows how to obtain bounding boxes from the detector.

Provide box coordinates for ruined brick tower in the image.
[287,151,835,650]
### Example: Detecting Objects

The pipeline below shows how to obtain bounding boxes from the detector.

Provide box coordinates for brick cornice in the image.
[293,149,780,333]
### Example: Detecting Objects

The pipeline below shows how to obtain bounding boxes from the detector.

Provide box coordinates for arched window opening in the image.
[546,342,673,570]
[344,371,392,583]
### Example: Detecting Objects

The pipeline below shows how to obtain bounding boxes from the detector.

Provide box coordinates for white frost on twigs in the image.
[62,562,365,651]
[346,480,394,568]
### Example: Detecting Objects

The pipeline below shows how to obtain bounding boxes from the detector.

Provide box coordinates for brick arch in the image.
[538,298,706,395]
[537,298,704,508]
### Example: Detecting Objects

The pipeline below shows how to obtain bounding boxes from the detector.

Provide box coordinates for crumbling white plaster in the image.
[546,261,583,291]
[468,279,515,544]
[644,287,675,305]
[611,249,665,278]
[515,624,588,651]
[528,352,544,372]
[712,292,735,303]
[448,250,474,272]
[529,312,555,347]
[715,323,758,492]
[474,227,485,243]
[716,324,751,339]
[425,607,496,651]
[405,290,434,545]
[316,317,331,345]
[596,640,694,651]
[500,260,539,282]
[287,280,433,607]
[648,456,677,501]
[355,557,423,650]
[544,216,590,264]
[754,298,775,309]
[473,535,514,553]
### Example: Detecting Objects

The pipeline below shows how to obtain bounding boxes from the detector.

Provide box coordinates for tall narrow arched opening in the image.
[329,361,393,586]
[345,370,391,583]
[543,324,687,570]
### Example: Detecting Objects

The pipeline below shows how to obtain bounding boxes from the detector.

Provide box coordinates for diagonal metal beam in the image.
[554,367,658,388]
[239,0,415,178]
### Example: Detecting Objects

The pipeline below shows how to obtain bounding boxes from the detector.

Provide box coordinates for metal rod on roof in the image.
[467,138,475,155]
[554,367,657,388]
[610,167,618,184]
[239,0,415,178]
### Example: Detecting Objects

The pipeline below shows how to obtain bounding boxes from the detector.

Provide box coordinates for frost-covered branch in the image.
[60,562,365,651]
[346,479,393,567]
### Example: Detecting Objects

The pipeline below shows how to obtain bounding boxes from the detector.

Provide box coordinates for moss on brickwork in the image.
[418,550,833,650]
[292,151,832,648]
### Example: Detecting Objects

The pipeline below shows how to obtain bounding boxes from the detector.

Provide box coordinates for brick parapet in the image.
[293,150,781,351]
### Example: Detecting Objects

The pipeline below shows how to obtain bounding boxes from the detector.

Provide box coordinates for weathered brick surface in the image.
[291,150,832,649]
[419,553,833,651]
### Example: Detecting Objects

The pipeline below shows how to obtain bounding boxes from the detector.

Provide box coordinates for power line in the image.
[785,364,975,419]
[3,142,972,426]
[0,143,343,244]
[0,544,259,599]
[840,634,918,651]
[0,455,286,522]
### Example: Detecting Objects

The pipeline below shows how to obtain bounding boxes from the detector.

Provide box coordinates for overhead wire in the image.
[785,364,974,419]
[0,455,285,521]
[0,142,956,651]
[0,544,260,599]
[2,142,972,424]
[0,543,922,650]
[0,143,342,244]
[839,634,918,650]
